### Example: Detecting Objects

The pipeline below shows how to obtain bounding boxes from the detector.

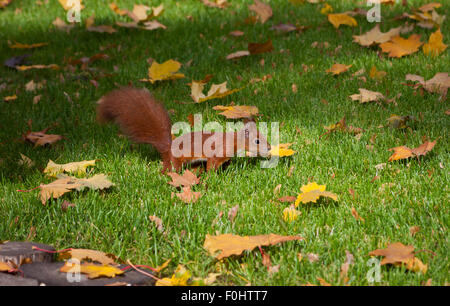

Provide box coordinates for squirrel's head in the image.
[241,118,271,158]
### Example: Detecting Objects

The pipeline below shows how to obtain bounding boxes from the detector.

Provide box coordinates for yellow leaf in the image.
[212,105,259,119]
[156,265,191,286]
[3,95,17,102]
[43,160,96,177]
[326,63,352,75]
[294,182,337,206]
[16,64,59,71]
[269,143,296,157]
[141,60,185,84]
[60,262,123,279]
[423,29,447,57]
[191,81,241,103]
[58,0,84,11]
[379,34,423,58]
[320,3,333,15]
[327,13,357,29]
[369,66,387,80]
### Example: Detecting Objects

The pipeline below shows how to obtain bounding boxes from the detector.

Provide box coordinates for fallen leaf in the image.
[24,129,63,147]
[327,13,357,29]
[423,29,447,57]
[212,105,258,119]
[141,59,184,84]
[369,242,427,273]
[3,95,17,102]
[406,72,449,95]
[58,0,84,10]
[369,66,387,80]
[167,169,200,187]
[351,207,365,222]
[191,82,241,103]
[388,139,437,162]
[353,24,403,47]
[295,182,338,206]
[86,14,116,34]
[58,248,119,265]
[326,63,352,75]
[322,117,363,136]
[60,262,123,279]
[8,41,48,49]
[203,233,303,259]
[248,39,273,54]
[149,215,164,233]
[176,186,201,203]
[52,17,75,32]
[228,205,239,222]
[269,143,296,157]
[349,88,384,103]
[379,34,423,58]
[226,50,250,60]
[248,0,272,23]
[43,160,96,177]
[156,264,191,286]
[16,64,59,71]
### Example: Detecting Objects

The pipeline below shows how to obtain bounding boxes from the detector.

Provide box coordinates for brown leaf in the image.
[369,242,414,265]
[388,139,437,161]
[248,0,272,24]
[248,39,273,55]
[58,248,119,266]
[176,186,201,203]
[228,205,239,222]
[167,169,200,187]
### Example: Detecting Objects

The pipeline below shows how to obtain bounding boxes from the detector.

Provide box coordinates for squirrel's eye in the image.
[254,139,260,145]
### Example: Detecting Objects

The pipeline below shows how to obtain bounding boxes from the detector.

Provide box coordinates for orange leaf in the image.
[203,233,303,259]
[379,34,423,58]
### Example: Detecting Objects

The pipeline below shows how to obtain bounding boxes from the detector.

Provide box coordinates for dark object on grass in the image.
[4,54,31,69]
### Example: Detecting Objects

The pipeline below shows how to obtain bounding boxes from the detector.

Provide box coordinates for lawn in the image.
[0,0,448,286]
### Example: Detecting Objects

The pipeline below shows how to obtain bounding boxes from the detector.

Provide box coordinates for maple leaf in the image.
[176,186,201,203]
[24,129,63,147]
[248,39,274,54]
[388,139,437,162]
[212,105,258,119]
[406,72,450,95]
[423,29,447,57]
[3,95,17,102]
[167,169,200,187]
[191,81,241,103]
[353,24,402,47]
[248,0,272,24]
[269,143,296,157]
[379,34,423,58]
[58,248,119,266]
[43,160,96,177]
[327,13,357,29]
[369,66,387,80]
[203,233,303,259]
[349,88,384,103]
[369,242,427,273]
[326,63,352,75]
[141,59,184,84]
[295,182,338,206]
[60,262,124,279]
[39,174,114,204]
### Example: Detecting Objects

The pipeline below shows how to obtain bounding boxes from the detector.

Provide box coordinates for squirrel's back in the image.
[96,87,172,155]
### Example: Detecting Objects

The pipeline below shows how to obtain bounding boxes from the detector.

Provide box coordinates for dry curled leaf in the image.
[326,63,352,75]
[353,24,403,47]
[369,242,427,273]
[349,88,384,103]
[204,233,303,259]
[406,72,449,95]
[248,39,273,55]
[58,248,119,266]
[191,82,241,103]
[423,29,447,57]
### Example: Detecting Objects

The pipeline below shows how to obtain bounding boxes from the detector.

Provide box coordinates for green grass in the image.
[0,0,448,285]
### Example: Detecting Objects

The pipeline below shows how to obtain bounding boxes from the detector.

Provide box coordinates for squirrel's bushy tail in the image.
[97,87,177,171]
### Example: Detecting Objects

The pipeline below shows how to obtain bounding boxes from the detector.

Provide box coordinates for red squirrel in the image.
[96,87,271,172]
